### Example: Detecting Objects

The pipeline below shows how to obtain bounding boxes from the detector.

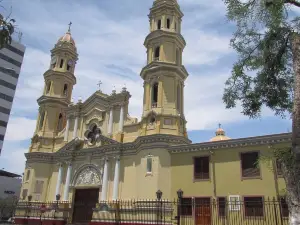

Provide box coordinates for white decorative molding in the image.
[73,165,102,186]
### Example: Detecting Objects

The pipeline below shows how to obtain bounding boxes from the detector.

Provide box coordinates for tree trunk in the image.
[286,32,300,225]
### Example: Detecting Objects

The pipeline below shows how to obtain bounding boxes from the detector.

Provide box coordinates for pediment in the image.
[83,134,119,148]
[56,138,84,154]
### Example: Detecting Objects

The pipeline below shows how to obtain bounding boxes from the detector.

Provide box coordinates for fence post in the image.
[176,189,183,225]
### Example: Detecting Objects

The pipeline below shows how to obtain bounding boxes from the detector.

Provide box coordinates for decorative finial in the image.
[78,96,82,103]
[97,80,102,92]
[122,83,127,93]
[218,123,221,129]
[68,22,72,33]
[112,85,116,95]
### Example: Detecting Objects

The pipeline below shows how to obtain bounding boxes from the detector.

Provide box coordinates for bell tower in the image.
[34,23,78,142]
[140,0,188,137]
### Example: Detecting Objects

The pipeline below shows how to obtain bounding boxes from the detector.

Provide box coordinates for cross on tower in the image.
[97,81,102,91]
[68,22,72,32]
[218,123,221,129]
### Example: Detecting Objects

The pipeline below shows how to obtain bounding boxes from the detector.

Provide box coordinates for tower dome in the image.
[57,22,76,47]
[209,124,231,142]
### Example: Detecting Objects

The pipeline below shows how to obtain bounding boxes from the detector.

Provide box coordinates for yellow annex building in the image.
[18,0,290,224]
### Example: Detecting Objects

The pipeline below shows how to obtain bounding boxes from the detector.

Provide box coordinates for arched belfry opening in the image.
[152,82,159,108]
[154,47,160,61]
[57,113,64,132]
[167,19,170,29]
[39,111,45,131]
[157,20,161,30]
[177,83,181,111]
[46,82,51,94]
[59,59,64,68]
[63,84,68,96]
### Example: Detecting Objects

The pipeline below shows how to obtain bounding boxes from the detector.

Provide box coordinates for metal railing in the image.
[10,197,289,225]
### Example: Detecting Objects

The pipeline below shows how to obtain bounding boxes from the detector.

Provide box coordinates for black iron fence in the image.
[0,196,289,225]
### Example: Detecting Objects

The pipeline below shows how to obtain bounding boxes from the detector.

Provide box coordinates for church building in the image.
[19,0,289,223]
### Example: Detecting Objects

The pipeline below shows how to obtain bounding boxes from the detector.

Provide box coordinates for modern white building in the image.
[0,169,22,200]
[0,40,26,154]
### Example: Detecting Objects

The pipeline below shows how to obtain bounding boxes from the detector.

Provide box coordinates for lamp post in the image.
[176,189,183,225]
[156,190,163,224]
[55,194,60,214]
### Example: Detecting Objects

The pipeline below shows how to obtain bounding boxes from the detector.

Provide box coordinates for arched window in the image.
[152,82,158,108]
[157,20,161,30]
[167,19,170,29]
[57,113,63,132]
[46,82,51,94]
[177,84,181,111]
[39,111,45,130]
[146,156,152,173]
[154,46,160,61]
[26,170,30,181]
[63,84,68,96]
[59,59,64,68]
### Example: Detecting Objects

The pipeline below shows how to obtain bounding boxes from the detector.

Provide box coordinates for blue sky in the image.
[0,0,294,174]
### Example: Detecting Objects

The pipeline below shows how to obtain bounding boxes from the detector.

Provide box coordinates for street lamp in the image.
[156,190,162,200]
[177,189,183,199]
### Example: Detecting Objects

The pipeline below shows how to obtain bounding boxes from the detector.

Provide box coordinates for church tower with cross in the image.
[140,0,188,137]
[30,22,78,151]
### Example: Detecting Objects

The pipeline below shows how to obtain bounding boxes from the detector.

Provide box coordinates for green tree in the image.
[0,4,15,49]
[222,0,300,223]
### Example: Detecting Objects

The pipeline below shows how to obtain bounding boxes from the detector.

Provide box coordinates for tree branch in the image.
[284,0,300,7]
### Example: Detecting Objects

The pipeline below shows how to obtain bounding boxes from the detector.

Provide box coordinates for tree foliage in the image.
[0,3,15,50]
[222,0,300,118]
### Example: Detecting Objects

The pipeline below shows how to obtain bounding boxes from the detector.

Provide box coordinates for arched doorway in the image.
[71,165,102,224]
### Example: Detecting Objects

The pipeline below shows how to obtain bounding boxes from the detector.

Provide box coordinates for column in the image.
[63,162,72,201]
[118,105,124,133]
[73,115,79,139]
[112,157,120,200]
[108,108,113,136]
[55,163,63,200]
[100,158,109,201]
[64,118,70,141]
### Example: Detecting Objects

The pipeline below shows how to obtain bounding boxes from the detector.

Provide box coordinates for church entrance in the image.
[72,188,99,224]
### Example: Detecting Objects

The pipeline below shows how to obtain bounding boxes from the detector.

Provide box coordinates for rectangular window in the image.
[0,79,16,90]
[0,67,19,79]
[4,44,25,57]
[21,189,28,200]
[280,197,289,218]
[0,106,10,115]
[241,152,260,178]
[34,180,44,194]
[218,197,226,217]
[0,52,22,67]
[228,195,241,211]
[244,197,264,217]
[0,120,7,128]
[0,92,13,102]
[276,160,283,176]
[59,59,64,68]
[194,156,209,180]
[180,197,192,216]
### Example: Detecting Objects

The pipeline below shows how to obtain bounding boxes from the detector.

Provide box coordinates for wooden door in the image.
[72,188,99,224]
[195,198,211,225]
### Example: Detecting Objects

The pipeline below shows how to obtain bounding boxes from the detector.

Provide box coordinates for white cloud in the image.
[5,117,36,141]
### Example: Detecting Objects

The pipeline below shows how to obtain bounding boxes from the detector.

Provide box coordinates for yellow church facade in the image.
[16,0,290,224]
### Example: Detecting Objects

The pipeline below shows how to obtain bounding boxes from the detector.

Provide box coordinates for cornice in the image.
[43,69,76,85]
[37,95,69,107]
[140,62,188,80]
[169,132,292,154]
[150,1,183,18]
[144,30,186,48]
[25,133,292,163]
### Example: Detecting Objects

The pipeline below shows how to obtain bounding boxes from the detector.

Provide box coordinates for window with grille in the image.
[34,180,44,194]
[244,197,264,217]
[228,195,241,211]
[241,152,260,178]
[180,198,192,216]
[218,197,226,217]
[279,197,289,218]
[194,156,209,180]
